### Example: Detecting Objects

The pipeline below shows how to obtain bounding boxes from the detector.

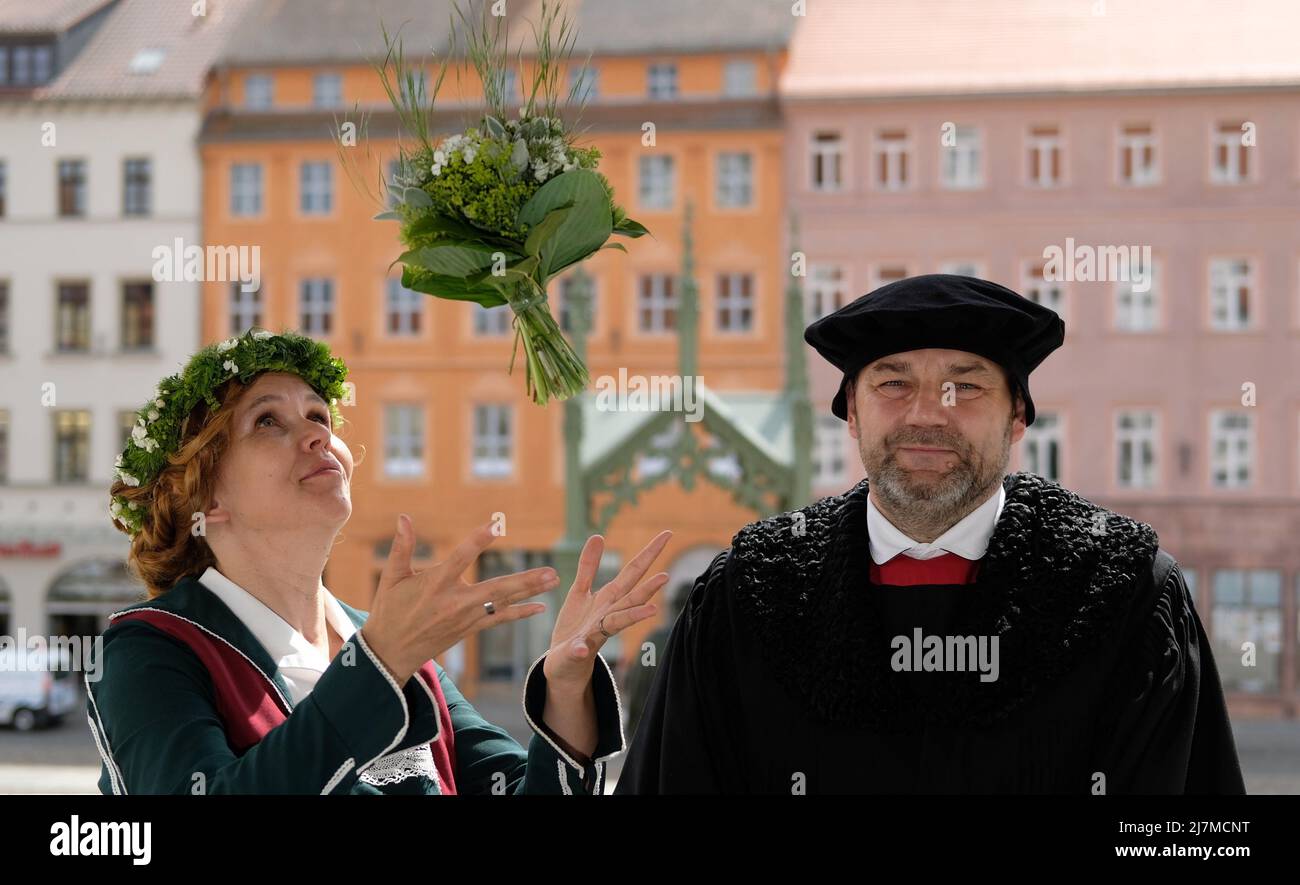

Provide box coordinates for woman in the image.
[89,328,670,794]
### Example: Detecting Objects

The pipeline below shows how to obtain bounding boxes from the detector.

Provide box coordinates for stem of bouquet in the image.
[504,274,591,406]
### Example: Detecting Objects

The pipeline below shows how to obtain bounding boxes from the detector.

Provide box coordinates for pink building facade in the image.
[782,2,1300,717]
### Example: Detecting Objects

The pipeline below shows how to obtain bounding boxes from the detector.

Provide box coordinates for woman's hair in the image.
[110,372,364,598]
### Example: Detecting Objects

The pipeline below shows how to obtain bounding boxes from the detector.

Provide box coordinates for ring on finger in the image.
[484,600,496,616]
[598,614,613,639]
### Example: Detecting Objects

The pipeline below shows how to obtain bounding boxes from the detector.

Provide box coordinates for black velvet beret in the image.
[803,274,1064,425]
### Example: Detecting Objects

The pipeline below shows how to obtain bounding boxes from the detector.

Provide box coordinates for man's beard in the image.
[861,414,1013,531]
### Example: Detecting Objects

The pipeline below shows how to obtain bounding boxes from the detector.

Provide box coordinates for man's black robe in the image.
[616,472,1246,794]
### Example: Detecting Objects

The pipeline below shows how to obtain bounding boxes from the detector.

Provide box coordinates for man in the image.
[616,274,1244,794]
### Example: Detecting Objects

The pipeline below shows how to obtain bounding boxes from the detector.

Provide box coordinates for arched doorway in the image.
[46,559,145,644]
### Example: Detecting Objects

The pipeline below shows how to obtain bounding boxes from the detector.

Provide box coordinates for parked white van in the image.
[0,647,78,731]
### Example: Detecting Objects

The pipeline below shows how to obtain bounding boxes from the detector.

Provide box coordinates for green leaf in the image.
[612,217,649,238]
[398,242,520,277]
[523,204,574,258]
[599,241,628,253]
[403,187,433,209]
[516,169,613,278]
[373,210,403,221]
[401,265,508,308]
[484,115,505,139]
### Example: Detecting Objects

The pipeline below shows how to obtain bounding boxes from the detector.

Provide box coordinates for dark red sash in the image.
[112,609,458,793]
[868,551,981,585]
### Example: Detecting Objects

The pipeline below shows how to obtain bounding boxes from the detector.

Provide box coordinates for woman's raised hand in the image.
[359,513,560,684]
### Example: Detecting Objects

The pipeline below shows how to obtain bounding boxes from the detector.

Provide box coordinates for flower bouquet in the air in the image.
[369,0,647,405]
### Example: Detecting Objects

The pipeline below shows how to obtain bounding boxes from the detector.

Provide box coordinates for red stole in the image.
[112,609,458,793]
[868,551,981,585]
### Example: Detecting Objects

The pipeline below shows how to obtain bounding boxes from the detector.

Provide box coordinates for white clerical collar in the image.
[197,565,357,684]
[867,481,1005,565]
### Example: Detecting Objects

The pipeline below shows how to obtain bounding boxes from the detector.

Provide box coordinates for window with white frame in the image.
[313,72,343,108]
[722,59,756,96]
[715,272,753,333]
[558,274,597,333]
[1211,122,1250,184]
[941,126,982,189]
[1209,411,1253,488]
[939,260,983,278]
[1116,410,1158,489]
[873,129,911,190]
[812,415,847,487]
[299,278,334,336]
[386,278,423,335]
[472,304,510,336]
[569,65,597,101]
[638,155,674,210]
[123,158,152,216]
[54,410,91,483]
[230,281,262,334]
[472,404,513,477]
[1022,261,1064,315]
[1118,123,1157,185]
[647,62,678,100]
[1021,411,1061,481]
[1212,569,1282,693]
[120,281,154,351]
[806,264,845,323]
[637,273,677,332]
[715,151,752,208]
[1026,125,1062,187]
[1209,258,1253,330]
[1115,254,1158,331]
[810,131,843,192]
[383,404,424,477]
[300,161,332,214]
[231,163,263,216]
[244,74,273,109]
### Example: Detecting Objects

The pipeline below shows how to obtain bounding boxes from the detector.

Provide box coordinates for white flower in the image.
[140,437,159,454]
[251,329,272,340]
[154,398,164,408]
[115,453,124,467]
[147,409,160,421]
[223,359,239,374]
[462,145,476,164]
[131,423,147,443]
[128,500,138,510]
[117,468,140,487]
[216,337,238,353]
[430,162,442,177]
[434,149,446,165]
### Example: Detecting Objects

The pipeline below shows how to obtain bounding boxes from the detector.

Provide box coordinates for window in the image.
[569,65,597,101]
[472,304,510,336]
[11,46,53,85]
[873,129,911,190]
[1209,258,1253,330]
[806,265,845,323]
[647,62,677,100]
[383,405,424,477]
[810,131,843,192]
[637,273,677,333]
[300,161,332,214]
[472,404,513,478]
[244,74,273,109]
[56,283,90,352]
[1116,410,1158,489]
[1115,255,1158,331]
[638,155,674,210]
[1212,569,1282,693]
[874,266,908,288]
[123,158,152,216]
[299,278,334,336]
[0,410,8,484]
[1209,411,1253,488]
[1026,125,1062,187]
[1022,412,1061,481]
[1022,261,1064,315]
[1118,124,1157,185]
[386,278,423,335]
[58,160,87,217]
[0,280,8,353]
[31,46,52,84]
[127,47,166,75]
[0,48,7,85]
[230,163,263,216]
[723,59,756,96]
[558,274,596,333]
[312,72,343,108]
[939,260,983,278]
[54,411,91,483]
[715,272,753,333]
[715,152,752,208]
[1211,122,1250,183]
[120,282,154,350]
[812,415,847,487]
[941,126,982,189]
[230,281,263,334]
[0,160,7,217]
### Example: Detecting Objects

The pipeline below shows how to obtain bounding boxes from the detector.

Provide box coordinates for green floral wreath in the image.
[110,328,350,538]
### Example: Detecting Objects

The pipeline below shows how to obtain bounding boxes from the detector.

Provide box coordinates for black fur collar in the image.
[728,471,1159,731]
